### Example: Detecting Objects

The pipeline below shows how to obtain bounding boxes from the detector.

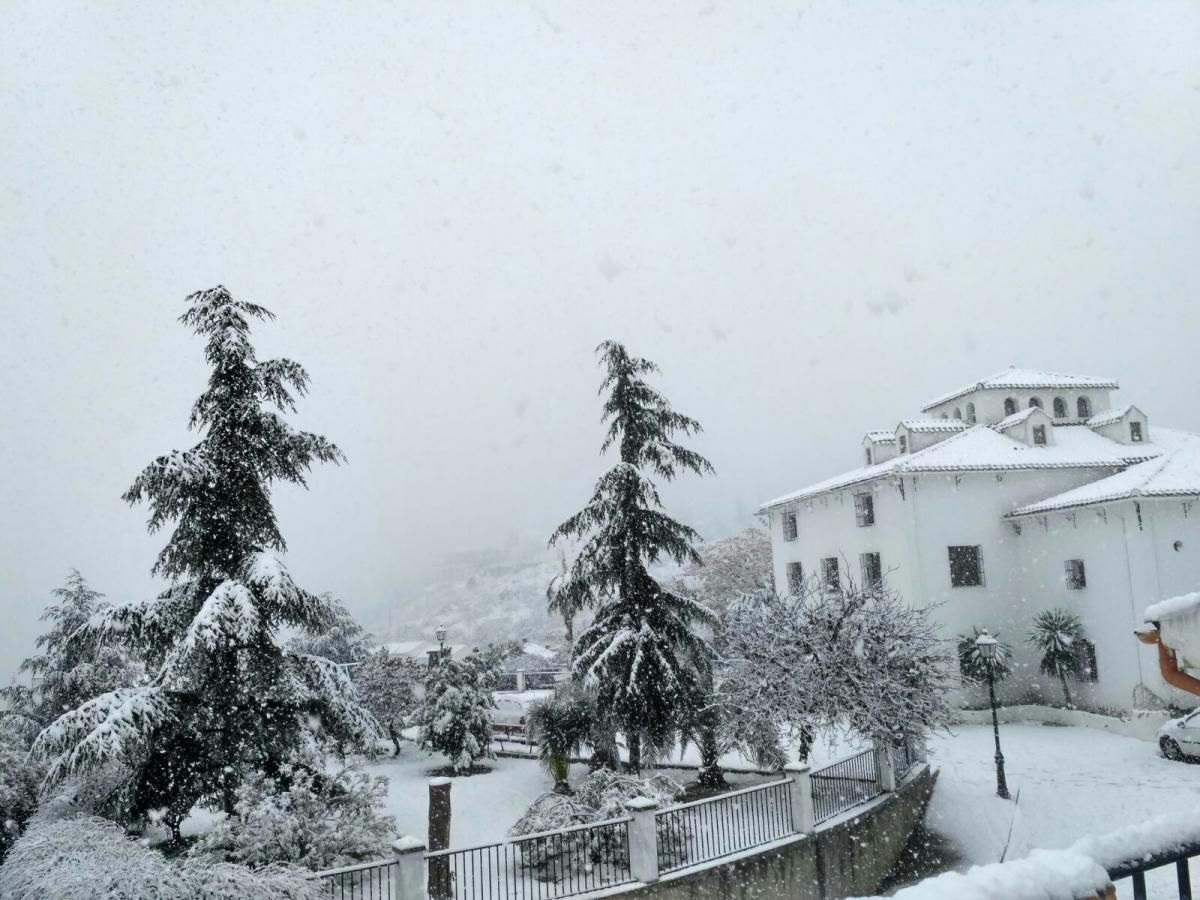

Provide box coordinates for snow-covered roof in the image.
[1146,592,1200,623]
[1087,404,1137,428]
[1007,435,1200,517]
[864,431,897,443]
[994,407,1041,430]
[521,642,558,659]
[1145,592,1200,672]
[921,367,1119,411]
[760,424,1169,511]
[898,419,969,434]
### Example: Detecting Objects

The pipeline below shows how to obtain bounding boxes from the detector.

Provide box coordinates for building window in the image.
[864,447,872,466]
[1078,396,1091,418]
[1053,397,1067,418]
[1004,397,1017,416]
[948,545,985,587]
[899,434,908,454]
[854,492,875,527]
[1130,421,1143,443]
[940,412,949,419]
[1076,639,1099,682]
[821,557,840,593]
[953,407,962,420]
[786,562,804,595]
[860,552,882,588]
[965,402,976,424]
[782,511,798,542]
[1064,559,1086,589]
[1032,424,1047,446]
[1029,397,1043,409]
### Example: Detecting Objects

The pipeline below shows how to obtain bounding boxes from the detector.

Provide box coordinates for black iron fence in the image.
[893,739,925,779]
[495,671,568,693]
[311,859,399,899]
[425,817,634,900]
[810,747,883,825]
[1107,842,1200,900]
[654,779,794,875]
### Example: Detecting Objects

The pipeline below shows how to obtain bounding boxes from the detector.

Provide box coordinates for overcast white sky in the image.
[2,1,1198,680]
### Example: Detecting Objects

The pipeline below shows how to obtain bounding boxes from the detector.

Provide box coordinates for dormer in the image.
[895,419,967,454]
[862,431,897,466]
[995,406,1055,447]
[1089,404,1149,445]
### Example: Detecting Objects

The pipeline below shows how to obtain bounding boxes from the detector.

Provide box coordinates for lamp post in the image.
[435,625,448,663]
[975,630,1010,800]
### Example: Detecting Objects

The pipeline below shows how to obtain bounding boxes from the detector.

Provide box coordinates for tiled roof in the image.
[865,431,897,443]
[759,423,1167,511]
[1087,404,1136,428]
[994,407,1041,430]
[921,367,1119,411]
[1007,433,1200,517]
[899,419,969,434]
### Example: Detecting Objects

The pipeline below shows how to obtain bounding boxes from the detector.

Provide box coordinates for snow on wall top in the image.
[898,419,969,433]
[921,367,1119,411]
[1087,403,1137,428]
[1007,432,1200,517]
[761,424,1166,511]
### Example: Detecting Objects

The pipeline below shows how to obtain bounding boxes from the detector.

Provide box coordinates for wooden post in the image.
[427,777,452,899]
[392,836,426,899]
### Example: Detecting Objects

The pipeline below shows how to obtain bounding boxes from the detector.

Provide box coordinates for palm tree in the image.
[957,627,1014,686]
[1028,609,1086,708]
[528,691,593,794]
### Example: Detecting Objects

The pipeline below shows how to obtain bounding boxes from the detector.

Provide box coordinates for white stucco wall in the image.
[925,388,1113,425]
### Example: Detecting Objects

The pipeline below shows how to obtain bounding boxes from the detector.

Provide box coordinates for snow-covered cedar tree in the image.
[527,688,592,793]
[30,287,380,843]
[509,770,685,877]
[0,571,143,731]
[549,341,716,772]
[957,627,1015,685]
[194,764,395,870]
[0,720,41,864]
[0,815,323,900]
[287,594,375,665]
[414,650,499,774]
[675,528,773,616]
[354,649,425,755]
[718,582,954,755]
[1028,608,1089,708]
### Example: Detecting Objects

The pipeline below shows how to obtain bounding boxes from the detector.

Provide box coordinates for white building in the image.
[760,368,1200,712]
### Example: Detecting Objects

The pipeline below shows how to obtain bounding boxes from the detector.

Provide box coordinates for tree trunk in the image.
[1060,671,1073,709]
[388,722,402,756]
[626,732,641,775]
[696,727,726,788]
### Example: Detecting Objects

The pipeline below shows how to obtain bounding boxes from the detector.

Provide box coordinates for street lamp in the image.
[975,630,1010,800]
[435,625,448,662]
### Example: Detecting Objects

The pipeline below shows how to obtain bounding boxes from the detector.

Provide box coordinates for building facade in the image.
[761,368,1200,712]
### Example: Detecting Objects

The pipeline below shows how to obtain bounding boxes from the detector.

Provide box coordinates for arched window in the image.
[1004,398,1017,416]
[1053,397,1067,418]
[1078,396,1091,418]
[1029,397,1042,409]
[965,402,976,424]
[953,407,963,420]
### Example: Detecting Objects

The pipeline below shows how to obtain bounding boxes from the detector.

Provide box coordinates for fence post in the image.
[876,741,897,792]
[392,836,426,899]
[516,669,526,692]
[784,762,815,833]
[625,796,660,884]
[428,777,453,899]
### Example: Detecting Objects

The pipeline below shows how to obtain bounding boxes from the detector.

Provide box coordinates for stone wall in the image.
[624,768,937,900]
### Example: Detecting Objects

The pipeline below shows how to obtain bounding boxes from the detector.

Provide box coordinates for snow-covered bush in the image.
[354,649,424,755]
[508,770,685,877]
[0,721,41,863]
[415,650,498,773]
[194,764,395,871]
[0,815,323,900]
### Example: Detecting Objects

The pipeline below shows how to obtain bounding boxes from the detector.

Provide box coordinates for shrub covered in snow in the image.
[0,721,41,864]
[354,649,424,755]
[193,764,396,871]
[415,650,499,773]
[0,815,323,900]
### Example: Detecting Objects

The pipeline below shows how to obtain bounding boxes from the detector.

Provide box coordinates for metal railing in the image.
[654,779,794,875]
[425,817,634,900]
[311,858,399,899]
[810,747,883,825]
[894,739,925,779]
[495,671,569,693]
[1107,842,1200,900]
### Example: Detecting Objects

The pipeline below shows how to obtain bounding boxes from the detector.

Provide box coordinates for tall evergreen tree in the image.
[0,571,141,731]
[549,341,715,772]
[32,287,378,841]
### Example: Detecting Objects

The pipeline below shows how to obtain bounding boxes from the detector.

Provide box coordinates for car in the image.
[1158,709,1200,761]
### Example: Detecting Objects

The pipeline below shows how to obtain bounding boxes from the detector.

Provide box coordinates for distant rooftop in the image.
[1087,404,1137,428]
[865,430,897,443]
[921,367,1119,411]
[899,418,969,434]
